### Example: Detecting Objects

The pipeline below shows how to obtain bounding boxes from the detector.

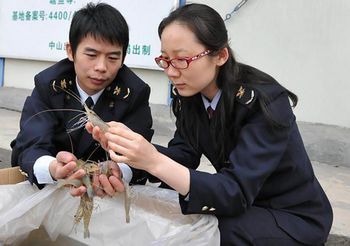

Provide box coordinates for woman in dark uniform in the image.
[89,3,332,245]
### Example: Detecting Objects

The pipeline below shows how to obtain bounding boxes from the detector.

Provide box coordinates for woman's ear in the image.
[66,43,74,61]
[216,47,229,66]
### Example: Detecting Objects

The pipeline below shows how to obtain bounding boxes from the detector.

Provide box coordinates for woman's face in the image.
[159,22,227,100]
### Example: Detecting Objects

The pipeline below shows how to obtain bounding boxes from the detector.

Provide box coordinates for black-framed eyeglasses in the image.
[155,50,211,69]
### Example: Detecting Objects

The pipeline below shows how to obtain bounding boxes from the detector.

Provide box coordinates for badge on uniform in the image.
[110,85,131,100]
[235,85,255,105]
[51,78,74,94]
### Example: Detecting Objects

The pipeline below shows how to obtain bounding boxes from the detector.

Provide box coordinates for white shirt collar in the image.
[76,78,104,105]
[201,89,222,110]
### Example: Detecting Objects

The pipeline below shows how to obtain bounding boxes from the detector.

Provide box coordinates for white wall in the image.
[3,0,350,128]
[3,59,170,105]
[194,0,350,128]
[4,59,54,89]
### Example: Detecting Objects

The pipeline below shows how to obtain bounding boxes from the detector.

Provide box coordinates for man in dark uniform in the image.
[11,3,153,196]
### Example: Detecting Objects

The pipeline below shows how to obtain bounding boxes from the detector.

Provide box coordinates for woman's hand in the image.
[89,122,190,196]
[104,122,159,172]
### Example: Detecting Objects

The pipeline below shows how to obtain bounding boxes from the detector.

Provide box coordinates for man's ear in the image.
[217,47,229,66]
[66,43,74,61]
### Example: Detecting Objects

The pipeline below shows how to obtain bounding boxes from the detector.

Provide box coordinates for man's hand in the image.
[93,161,125,197]
[49,151,86,196]
[86,122,109,150]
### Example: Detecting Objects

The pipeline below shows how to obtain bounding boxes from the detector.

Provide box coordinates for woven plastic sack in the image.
[0,182,219,245]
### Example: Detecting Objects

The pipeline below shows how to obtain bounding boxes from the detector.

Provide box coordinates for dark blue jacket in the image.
[157,65,332,245]
[11,58,154,188]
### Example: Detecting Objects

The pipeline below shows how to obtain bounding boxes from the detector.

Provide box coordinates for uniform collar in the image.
[76,78,104,105]
[201,89,222,110]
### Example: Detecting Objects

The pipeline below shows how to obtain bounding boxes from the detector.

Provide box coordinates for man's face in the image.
[66,35,124,95]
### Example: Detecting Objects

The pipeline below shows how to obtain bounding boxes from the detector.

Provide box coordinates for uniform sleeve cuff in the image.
[33,155,56,184]
[118,163,132,183]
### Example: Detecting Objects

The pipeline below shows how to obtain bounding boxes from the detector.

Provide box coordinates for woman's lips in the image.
[174,83,186,90]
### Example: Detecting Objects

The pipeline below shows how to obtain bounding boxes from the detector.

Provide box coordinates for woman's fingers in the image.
[107,123,136,141]
[109,149,129,164]
[107,137,131,154]
[105,124,153,170]
[106,128,143,156]
[107,121,129,129]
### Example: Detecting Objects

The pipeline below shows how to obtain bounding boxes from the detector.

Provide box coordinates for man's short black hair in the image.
[69,2,129,61]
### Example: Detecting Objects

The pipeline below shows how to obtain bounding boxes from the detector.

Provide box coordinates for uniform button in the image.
[201,206,209,211]
[209,207,216,211]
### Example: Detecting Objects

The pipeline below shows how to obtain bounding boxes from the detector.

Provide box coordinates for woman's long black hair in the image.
[158,3,298,163]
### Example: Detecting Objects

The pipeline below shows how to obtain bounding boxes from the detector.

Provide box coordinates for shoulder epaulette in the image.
[103,84,132,110]
[107,84,132,101]
[51,78,74,94]
[235,85,256,105]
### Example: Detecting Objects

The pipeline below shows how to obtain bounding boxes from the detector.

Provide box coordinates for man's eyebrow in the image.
[84,47,122,56]
[108,51,122,56]
[84,47,97,52]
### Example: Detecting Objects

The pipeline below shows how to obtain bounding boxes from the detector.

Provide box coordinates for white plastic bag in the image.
[0,182,219,245]
[0,181,66,245]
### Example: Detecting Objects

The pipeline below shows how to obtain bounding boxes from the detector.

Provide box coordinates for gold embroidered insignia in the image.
[113,86,121,95]
[60,79,67,89]
[236,86,245,99]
